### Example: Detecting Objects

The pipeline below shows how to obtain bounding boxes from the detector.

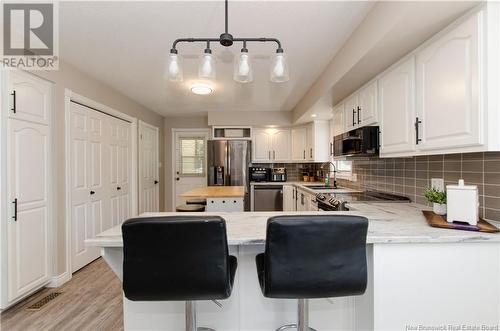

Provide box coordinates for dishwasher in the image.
[253,185,283,211]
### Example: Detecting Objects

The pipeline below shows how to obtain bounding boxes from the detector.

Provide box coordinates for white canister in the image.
[446,179,479,225]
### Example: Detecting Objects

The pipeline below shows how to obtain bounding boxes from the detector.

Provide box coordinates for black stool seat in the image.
[176,204,205,212]
[122,216,237,331]
[186,198,207,206]
[256,215,368,331]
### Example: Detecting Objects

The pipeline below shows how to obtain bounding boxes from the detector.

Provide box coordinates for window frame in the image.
[178,136,206,177]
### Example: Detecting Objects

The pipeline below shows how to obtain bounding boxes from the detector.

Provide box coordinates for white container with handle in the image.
[446,179,479,225]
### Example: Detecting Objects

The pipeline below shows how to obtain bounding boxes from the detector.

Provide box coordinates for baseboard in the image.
[47,271,71,288]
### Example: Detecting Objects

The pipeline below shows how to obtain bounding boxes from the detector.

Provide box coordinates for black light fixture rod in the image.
[225,0,228,33]
[172,37,281,50]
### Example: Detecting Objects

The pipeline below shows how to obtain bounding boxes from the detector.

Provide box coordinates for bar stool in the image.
[122,216,237,331]
[186,198,207,206]
[256,215,368,331]
[176,204,205,212]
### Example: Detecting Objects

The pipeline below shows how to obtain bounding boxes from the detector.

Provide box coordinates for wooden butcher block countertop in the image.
[180,186,245,198]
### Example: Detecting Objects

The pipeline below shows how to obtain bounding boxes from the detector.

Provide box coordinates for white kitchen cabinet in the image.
[291,126,308,161]
[252,128,291,163]
[305,121,330,162]
[283,185,295,211]
[358,81,378,126]
[296,189,311,212]
[2,71,53,309]
[344,94,358,131]
[379,57,416,156]
[416,10,483,152]
[332,103,345,137]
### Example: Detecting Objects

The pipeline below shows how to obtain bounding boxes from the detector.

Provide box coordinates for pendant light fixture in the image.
[167,0,288,84]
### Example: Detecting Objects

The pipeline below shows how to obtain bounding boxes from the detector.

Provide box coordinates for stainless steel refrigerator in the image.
[207,140,251,211]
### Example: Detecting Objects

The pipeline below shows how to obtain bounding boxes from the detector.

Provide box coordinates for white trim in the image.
[64,89,138,276]
[171,128,210,211]
[46,271,71,288]
[138,120,160,213]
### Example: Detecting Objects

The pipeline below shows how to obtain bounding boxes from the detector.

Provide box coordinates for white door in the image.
[252,128,272,162]
[8,70,51,125]
[291,127,307,161]
[271,128,291,162]
[282,185,294,211]
[139,121,159,213]
[7,119,51,301]
[108,117,131,227]
[173,130,209,209]
[344,94,358,131]
[69,102,108,272]
[358,81,378,126]
[379,58,416,156]
[416,12,482,151]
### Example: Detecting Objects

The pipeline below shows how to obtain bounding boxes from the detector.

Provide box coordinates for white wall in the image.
[208,111,292,127]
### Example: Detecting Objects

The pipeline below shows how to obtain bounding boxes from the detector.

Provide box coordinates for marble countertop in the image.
[250,181,362,194]
[86,203,500,248]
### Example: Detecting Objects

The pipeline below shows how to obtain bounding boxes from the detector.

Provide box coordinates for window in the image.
[179,137,205,176]
[335,160,352,173]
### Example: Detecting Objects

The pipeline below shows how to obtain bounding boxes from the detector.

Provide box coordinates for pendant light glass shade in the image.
[167,52,183,82]
[270,50,289,83]
[234,50,253,83]
[198,51,216,79]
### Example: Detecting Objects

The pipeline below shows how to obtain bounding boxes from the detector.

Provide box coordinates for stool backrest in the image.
[122,216,232,301]
[264,215,368,299]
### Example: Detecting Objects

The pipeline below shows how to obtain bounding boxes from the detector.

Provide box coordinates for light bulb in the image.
[270,50,289,83]
[234,50,253,83]
[167,52,183,82]
[199,51,216,79]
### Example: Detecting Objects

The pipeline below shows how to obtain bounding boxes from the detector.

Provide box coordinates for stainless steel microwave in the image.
[333,126,379,157]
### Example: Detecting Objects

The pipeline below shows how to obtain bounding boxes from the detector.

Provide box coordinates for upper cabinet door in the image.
[272,129,291,162]
[8,71,52,125]
[332,103,345,136]
[291,127,307,161]
[344,94,358,131]
[358,81,378,126]
[416,12,483,151]
[379,57,416,156]
[252,128,272,162]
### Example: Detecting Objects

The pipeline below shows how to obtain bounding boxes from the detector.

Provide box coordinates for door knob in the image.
[117,187,121,190]
[90,190,95,195]
[154,180,159,184]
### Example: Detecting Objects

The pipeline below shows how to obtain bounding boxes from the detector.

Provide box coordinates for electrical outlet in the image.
[431,178,444,191]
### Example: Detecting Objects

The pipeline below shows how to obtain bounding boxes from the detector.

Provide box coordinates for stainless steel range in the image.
[315,191,411,211]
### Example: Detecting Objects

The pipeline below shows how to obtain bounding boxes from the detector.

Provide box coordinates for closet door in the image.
[7,119,50,301]
[139,121,159,213]
[69,102,108,272]
[108,117,131,227]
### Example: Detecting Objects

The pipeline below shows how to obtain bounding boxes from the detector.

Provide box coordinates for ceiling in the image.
[59,1,374,116]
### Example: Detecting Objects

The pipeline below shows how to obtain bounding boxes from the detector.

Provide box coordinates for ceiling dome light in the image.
[270,48,290,83]
[234,44,253,83]
[198,47,216,79]
[191,83,213,95]
[167,49,183,82]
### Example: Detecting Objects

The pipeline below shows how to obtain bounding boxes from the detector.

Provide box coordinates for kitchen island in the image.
[181,186,245,212]
[86,204,500,331]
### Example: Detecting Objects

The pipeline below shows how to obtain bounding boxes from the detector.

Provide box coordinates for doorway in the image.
[172,129,209,209]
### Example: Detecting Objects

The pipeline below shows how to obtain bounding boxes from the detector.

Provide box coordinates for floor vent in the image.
[26,292,62,311]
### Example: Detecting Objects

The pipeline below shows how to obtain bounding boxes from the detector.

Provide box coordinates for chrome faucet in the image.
[321,161,337,188]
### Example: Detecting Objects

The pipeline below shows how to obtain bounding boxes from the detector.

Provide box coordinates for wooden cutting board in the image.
[422,210,500,233]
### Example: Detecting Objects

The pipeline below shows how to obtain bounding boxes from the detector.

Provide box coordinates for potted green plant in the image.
[424,187,447,215]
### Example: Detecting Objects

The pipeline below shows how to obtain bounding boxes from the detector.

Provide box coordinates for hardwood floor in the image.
[0,258,123,331]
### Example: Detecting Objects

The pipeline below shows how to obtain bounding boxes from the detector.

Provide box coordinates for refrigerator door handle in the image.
[227,142,231,184]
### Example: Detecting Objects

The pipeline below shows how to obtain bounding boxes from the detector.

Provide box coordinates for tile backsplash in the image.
[251,163,324,182]
[337,152,500,221]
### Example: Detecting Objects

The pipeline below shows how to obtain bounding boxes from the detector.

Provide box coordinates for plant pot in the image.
[433,203,447,215]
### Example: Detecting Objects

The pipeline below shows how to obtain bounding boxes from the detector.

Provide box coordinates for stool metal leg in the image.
[274,299,317,331]
[185,301,216,331]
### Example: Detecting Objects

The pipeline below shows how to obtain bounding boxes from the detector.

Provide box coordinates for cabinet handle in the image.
[330,142,333,156]
[90,190,96,195]
[415,117,422,144]
[310,148,313,158]
[268,150,270,160]
[357,106,361,124]
[11,91,16,114]
[12,198,17,221]
[273,150,275,159]
[154,180,159,184]
[303,150,305,159]
[352,108,356,127]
